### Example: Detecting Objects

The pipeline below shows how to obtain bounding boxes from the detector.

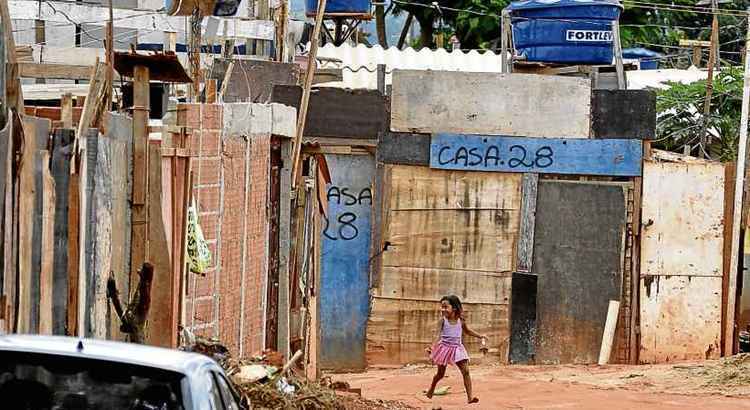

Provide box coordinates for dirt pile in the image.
[679,354,750,388]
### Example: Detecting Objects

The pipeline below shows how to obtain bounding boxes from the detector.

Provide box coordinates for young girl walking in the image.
[425,295,486,404]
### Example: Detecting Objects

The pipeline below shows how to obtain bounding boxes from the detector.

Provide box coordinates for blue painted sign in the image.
[320,154,373,370]
[430,134,642,176]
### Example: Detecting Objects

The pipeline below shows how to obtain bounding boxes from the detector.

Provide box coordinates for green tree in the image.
[655,67,745,161]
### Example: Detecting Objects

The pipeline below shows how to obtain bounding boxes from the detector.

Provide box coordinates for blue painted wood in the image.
[430,134,643,176]
[320,154,374,370]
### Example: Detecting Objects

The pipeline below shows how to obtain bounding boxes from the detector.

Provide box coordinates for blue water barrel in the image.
[305,0,371,16]
[622,47,661,70]
[508,0,623,65]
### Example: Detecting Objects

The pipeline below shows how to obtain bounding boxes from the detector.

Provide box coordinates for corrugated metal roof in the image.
[627,66,710,90]
[315,43,504,89]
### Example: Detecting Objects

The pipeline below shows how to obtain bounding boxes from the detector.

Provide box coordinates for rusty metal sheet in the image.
[114,52,192,83]
[640,276,722,362]
[639,153,725,363]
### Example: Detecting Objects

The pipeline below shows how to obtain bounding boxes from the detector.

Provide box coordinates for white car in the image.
[0,334,241,409]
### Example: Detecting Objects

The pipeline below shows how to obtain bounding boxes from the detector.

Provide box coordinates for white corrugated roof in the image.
[314,43,504,89]
[627,66,709,90]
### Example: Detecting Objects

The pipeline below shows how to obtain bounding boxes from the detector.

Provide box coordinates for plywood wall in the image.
[368,165,521,365]
[390,70,591,138]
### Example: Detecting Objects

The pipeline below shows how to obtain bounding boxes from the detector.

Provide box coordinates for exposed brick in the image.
[194,185,221,214]
[194,158,222,185]
[189,130,221,157]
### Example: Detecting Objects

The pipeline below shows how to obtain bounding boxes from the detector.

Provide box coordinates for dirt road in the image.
[335,360,750,410]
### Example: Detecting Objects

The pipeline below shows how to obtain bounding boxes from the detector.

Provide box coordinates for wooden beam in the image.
[291,0,328,188]
[61,93,73,129]
[75,61,107,148]
[39,151,55,334]
[67,170,80,335]
[131,64,150,286]
[679,39,712,48]
[19,63,95,81]
[516,173,538,273]
[1,0,24,110]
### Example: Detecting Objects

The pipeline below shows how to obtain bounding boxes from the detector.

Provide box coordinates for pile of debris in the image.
[692,353,750,387]
[185,336,414,409]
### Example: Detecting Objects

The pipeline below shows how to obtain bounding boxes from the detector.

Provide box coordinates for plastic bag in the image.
[187,198,212,274]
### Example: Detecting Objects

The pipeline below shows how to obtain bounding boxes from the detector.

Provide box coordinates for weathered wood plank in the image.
[516,173,538,273]
[391,70,591,138]
[106,113,133,341]
[367,298,509,366]
[82,131,99,337]
[61,93,73,129]
[0,119,10,324]
[379,266,511,304]
[430,134,643,177]
[387,164,523,211]
[39,151,55,334]
[148,143,175,347]
[67,169,80,335]
[18,116,47,333]
[19,62,92,80]
[51,129,73,335]
[722,163,736,354]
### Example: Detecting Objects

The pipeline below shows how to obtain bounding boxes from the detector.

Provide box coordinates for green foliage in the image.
[655,67,744,161]
[453,0,509,49]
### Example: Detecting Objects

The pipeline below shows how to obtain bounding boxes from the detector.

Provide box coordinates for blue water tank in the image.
[622,47,661,70]
[306,0,371,16]
[507,0,623,65]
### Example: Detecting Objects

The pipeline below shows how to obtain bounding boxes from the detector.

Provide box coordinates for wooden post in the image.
[61,93,74,129]
[131,65,150,283]
[205,79,217,104]
[725,13,750,357]
[501,10,511,74]
[290,0,328,189]
[598,300,620,365]
[35,19,45,84]
[103,0,114,116]
[188,8,203,101]
[612,20,626,90]
[377,64,386,95]
[218,61,235,102]
[0,0,24,110]
[701,0,720,158]
[692,45,702,68]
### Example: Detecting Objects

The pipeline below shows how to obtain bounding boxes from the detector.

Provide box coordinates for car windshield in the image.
[0,351,186,410]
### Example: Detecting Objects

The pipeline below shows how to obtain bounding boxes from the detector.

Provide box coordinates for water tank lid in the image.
[507,0,623,11]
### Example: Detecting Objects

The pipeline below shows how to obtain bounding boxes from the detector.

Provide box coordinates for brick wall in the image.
[179,103,270,358]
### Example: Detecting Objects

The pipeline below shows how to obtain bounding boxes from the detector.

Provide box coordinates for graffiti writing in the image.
[323,186,371,241]
[436,144,555,169]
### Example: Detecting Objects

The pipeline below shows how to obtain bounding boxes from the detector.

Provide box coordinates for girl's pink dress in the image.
[430,317,470,366]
